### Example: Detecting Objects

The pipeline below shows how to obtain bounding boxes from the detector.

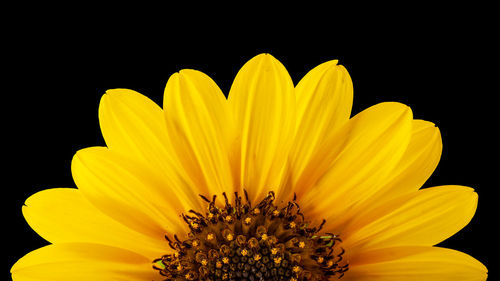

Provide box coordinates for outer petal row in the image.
[11,243,159,281]
[72,147,190,240]
[344,246,487,281]
[22,188,169,260]
[343,185,479,253]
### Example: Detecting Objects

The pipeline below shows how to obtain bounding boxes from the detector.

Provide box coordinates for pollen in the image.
[154,191,348,281]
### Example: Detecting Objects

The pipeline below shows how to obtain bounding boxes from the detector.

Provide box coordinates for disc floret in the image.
[154,191,348,281]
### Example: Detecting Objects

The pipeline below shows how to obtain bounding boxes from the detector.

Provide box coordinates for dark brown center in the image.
[153,191,348,281]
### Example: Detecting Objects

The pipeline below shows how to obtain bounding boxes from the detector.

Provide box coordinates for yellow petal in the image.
[337,119,443,226]
[377,119,442,198]
[299,102,413,223]
[163,69,234,196]
[228,54,295,203]
[11,243,159,281]
[22,188,169,259]
[99,89,200,203]
[72,146,192,240]
[99,89,175,171]
[345,246,487,281]
[344,185,478,252]
[291,60,353,187]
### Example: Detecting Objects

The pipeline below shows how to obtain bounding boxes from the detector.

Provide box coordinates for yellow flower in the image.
[11,54,487,281]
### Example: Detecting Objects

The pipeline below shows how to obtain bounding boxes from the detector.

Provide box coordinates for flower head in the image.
[11,54,487,281]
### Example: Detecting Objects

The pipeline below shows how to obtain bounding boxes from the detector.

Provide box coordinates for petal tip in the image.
[248,53,281,68]
[103,88,134,98]
[379,102,413,119]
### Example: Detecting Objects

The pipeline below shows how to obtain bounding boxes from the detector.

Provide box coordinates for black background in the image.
[4,7,497,281]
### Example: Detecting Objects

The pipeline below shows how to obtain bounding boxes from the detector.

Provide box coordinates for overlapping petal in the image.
[334,119,443,226]
[22,188,169,259]
[372,120,442,199]
[99,89,176,172]
[98,89,202,210]
[343,185,478,252]
[163,69,234,197]
[72,146,191,240]
[290,60,353,192]
[298,102,413,226]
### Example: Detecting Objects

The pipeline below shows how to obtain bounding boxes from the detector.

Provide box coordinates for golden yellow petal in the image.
[22,188,170,259]
[11,243,159,281]
[291,60,353,191]
[344,185,478,252]
[377,119,442,198]
[163,69,234,196]
[99,89,175,171]
[72,146,193,240]
[344,246,487,281]
[298,102,413,226]
[335,119,443,227]
[228,54,295,203]
[99,89,201,199]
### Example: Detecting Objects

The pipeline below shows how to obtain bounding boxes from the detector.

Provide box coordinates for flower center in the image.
[154,191,348,281]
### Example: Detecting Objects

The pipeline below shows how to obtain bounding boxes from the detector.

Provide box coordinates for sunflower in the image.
[11,54,487,281]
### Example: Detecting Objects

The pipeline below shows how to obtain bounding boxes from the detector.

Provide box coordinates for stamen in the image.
[244,217,252,225]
